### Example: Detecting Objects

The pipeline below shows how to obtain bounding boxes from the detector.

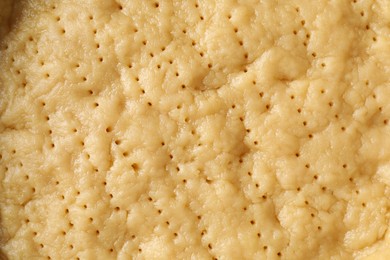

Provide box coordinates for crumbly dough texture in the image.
[0,0,390,259]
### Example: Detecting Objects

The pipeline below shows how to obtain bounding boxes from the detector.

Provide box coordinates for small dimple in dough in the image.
[0,0,389,259]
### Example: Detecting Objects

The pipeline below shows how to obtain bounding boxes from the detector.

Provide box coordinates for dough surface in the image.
[0,0,389,259]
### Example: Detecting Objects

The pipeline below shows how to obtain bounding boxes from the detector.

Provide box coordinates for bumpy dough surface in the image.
[0,0,389,259]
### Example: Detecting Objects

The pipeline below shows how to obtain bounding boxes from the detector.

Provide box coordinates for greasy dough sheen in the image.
[0,0,389,259]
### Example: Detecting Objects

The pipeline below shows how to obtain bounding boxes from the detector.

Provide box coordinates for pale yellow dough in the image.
[0,0,389,259]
